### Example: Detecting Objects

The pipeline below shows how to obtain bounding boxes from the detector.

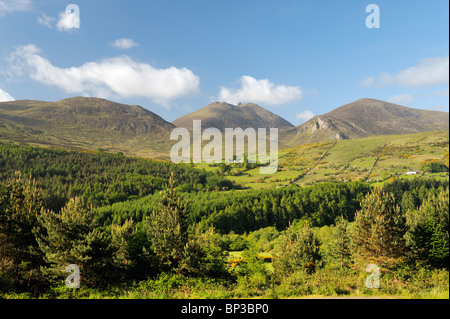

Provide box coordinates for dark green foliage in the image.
[0,143,235,212]
[217,232,249,251]
[145,174,227,277]
[383,178,448,210]
[145,174,190,273]
[198,181,371,233]
[421,162,448,173]
[273,221,321,275]
[405,188,449,268]
[0,173,46,291]
[329,217,351,269]
[349,187,407,263]
[37,197,118,287]
[111,220,158,281]
[97,181,371,233]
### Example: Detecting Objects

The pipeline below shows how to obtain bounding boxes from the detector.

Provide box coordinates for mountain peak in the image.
[0,97,176,158]
[173,102,294,130]
[282,98,449,146]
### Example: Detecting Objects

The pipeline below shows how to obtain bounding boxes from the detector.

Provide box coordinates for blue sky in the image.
[0,0,448,124]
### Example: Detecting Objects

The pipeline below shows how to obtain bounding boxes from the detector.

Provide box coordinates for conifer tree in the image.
[273,221,321,275]
[330,216,351,268]
[146,173,189,273]
[146,173,226,276]
[349,187,406,264]
[405,188,449,268]
[37,197,116,287]
[0,172,45,290]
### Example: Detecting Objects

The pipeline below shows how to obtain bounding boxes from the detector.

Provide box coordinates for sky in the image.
[0,0,448,124]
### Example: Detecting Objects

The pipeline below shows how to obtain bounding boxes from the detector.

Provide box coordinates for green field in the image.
[212,131,449,189]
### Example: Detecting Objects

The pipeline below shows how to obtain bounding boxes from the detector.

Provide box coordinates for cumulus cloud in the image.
[0,0,32,16]
[113,38,139,50]
[218,75,303,106]
[361,55,449,88]
[296,110,315,123]
[56,5,80,31]
[9,44,200,106]
[0,88,14,102]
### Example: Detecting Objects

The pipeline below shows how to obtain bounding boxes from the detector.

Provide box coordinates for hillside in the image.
[220,130,449,189]
[0,97,175,159]
[1,97,448,161]
[282,98,449,146]
[172,101,294,131]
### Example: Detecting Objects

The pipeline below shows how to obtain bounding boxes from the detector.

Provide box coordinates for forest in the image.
[0,143,448,298]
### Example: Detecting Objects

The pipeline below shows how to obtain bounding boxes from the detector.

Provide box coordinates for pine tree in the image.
[110,219,158,280]
[0,172,46,290]
[273,221,321,275]
[405,188,449,268]
[146,173,190,273]
[37,197,116,287]
[330,216,351,269]
[349,187,406,265]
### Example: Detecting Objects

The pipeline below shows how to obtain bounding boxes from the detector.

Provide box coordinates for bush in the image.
[422,162,448,173]
[273,221,321,275]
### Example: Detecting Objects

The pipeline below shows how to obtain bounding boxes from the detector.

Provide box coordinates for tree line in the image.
[0,143,235,212]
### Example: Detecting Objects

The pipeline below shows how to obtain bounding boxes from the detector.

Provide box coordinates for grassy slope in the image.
[0,98,175,160]
[222,130,449,189]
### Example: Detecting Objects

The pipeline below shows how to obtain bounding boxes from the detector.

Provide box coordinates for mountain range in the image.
[0,96,448,159]
[0,97,175,158]
[172,101,294,131]
[281,98,449,146]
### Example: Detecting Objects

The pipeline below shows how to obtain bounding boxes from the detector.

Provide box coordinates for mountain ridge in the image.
[0,97,175,158]
[281,98,449,146]
[172,101,295,131]
[1,96,448,159]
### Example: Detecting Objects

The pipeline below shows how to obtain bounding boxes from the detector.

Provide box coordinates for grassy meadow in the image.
[221,131,449,189]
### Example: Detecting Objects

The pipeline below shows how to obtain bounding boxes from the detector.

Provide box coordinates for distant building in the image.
[406,171,417,175]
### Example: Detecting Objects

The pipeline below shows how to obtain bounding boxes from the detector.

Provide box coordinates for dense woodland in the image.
[0,143,448,298]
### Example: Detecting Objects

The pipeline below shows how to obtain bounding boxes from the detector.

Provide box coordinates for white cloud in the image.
[0,88,14,102]
[218,75,303,106]
[387,93,415,106]
[360,76,375,87]
[0,0,32,16]
[296,110,315,122]
[10,44,200,106]
[362,55,449,88]
[37,13,55,28]
[56,5,80,31]
[113,38,139,50]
